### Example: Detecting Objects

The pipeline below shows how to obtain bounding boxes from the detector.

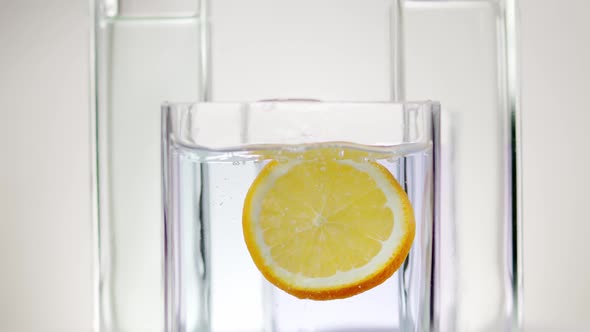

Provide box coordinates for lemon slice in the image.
[242,152,415,300]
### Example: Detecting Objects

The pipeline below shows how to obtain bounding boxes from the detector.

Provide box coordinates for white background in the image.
[0,0,589,331]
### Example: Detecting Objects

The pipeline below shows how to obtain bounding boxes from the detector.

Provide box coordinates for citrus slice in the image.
[242,152,415,300]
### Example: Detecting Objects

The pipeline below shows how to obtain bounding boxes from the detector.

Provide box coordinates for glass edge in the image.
[160,99,172,332]
[160,100,439,108]
[506,0,523,330]
[88,1,100,331]
[96,0,202,19]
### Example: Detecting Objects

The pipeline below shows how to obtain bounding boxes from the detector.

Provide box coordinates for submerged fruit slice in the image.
[242,154,415,300]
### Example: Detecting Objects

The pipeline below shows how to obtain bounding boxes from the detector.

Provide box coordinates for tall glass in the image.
[402,1,522,331]
[162,101,439,332]
[92,1,205,331]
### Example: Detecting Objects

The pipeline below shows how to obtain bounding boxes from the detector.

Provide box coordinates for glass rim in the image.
[162,100,439,154]
[162,99,437,108]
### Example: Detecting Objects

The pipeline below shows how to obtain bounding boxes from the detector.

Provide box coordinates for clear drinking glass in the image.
[92,1,205,331]
[162,101,439,332]
[402,1,522,331]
